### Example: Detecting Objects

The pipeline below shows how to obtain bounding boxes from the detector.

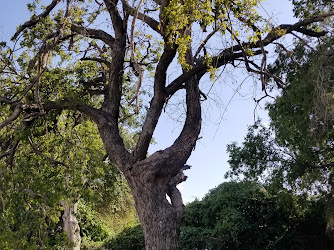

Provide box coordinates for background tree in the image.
[1,0,333,248]
[226,36,334,239]
[0,105,136,248]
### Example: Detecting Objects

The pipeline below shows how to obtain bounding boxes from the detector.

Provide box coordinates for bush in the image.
[103,225,145,250]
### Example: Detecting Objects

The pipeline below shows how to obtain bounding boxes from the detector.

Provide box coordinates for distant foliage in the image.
[104,181,332,249]
[104,225,145,250]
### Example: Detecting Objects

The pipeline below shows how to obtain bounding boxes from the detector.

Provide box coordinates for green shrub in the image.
[103,225,145,250]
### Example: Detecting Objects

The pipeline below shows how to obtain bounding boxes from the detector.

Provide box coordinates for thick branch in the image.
[43,100,103,124]
[92,1,129,168]
[261,12,334,45]
[1,99,103,128]
[80,57,111,67]
[294,27,328,37]
[0,107,22,130]
[161,45,201,177]
[11,0,61,40]
[0,96,12,104]
[71,24,115,46]
[167,165,190,215]
[167,170,186,219]
[121,0,161,34]
[133,46,176,161]
[135,30,201,178]
[45,101,130,168]
[103,0,125,39]
[166,50,262,97]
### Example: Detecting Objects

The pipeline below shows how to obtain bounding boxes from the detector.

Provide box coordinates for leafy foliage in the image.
[105,181,332,249]
[0,109,135,247]
[181,181,330,250]
[292,0,334,18]
[226,36,334,193]
[104,225,145,250]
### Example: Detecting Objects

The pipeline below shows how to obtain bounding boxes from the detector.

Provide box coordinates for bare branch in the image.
[194,28,218,59]
[23,188,45,199]
[0,141,19,179]
[0,151,10,160]
[28,137,70,170]
[290,32,315,51]
[29,137,71,189]
[235,58,285,88]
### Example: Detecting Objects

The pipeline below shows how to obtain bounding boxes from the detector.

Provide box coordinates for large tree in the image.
[1,0,333,248]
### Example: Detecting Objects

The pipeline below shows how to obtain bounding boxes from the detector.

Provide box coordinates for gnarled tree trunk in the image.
[131,183,182,249]
[126,162,188,250]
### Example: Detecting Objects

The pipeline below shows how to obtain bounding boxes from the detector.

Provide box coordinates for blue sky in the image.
[0,0,297,203]
[147,1,298,202]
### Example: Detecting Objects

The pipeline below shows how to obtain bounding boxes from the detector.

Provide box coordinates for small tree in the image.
[1,0,333,248]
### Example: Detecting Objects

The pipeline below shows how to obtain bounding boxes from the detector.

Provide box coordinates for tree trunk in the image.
[130,181,183,250]
[125,160,186,250]
[62,202,81,250]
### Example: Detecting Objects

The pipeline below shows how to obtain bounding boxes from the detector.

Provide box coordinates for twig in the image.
[194,28,218,59]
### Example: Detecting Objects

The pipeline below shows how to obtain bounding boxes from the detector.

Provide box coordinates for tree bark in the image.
[128,169,184,250]
[62,202,81,250]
